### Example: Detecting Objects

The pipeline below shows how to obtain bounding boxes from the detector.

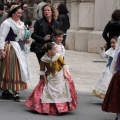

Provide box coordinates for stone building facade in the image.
[54,0,120,53]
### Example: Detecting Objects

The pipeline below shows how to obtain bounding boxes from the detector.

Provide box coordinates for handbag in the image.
[30,41,44,53]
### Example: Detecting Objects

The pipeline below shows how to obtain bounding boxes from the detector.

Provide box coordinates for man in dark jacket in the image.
[102,10,120,50]
[57,3,70,46]
[0,4,7,25]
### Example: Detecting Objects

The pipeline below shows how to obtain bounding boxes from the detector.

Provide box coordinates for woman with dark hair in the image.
[31,4,60,64]
[0,5,31,102]
[103,9,120,50]
[57,3,70,46]
[0,3,8,25]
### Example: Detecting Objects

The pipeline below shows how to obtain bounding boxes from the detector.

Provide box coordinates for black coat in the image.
[31,17,60,44]
[102,20,120,50]
[57,14,70,33]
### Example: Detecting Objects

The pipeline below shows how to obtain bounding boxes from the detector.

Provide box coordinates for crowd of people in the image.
[1,0,120,119]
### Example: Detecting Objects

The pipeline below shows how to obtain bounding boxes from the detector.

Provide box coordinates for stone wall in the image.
[54,0,119,53]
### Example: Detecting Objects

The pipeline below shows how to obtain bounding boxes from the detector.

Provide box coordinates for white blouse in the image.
[100,48,115,58]
[0,18,25,49]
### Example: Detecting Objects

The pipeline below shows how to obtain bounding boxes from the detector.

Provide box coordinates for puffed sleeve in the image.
[58,56,69,70]
[40,60,45,75]
[0,23,10,49]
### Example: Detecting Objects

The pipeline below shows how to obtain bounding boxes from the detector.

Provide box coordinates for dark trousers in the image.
[35,52,45,65]
[62,35,66,47]
[105,42,111,51]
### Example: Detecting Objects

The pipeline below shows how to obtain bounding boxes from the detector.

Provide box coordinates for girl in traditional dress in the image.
[25,42,77,115]
[102,36,120,120]
[92,36,117,99]
[52,29,65,58]
[0,5,31,102]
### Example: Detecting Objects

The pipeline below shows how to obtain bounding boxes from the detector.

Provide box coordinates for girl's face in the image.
[111,39,117,49]
[43,6,52,18]
[48,45,57,56]
[12,8,22,20]
[53,35,63,44]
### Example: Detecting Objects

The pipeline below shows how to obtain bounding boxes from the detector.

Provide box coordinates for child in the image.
[102,36,120,120]
[25,42,78,115]
[52,29,65,57]
[92,36,117,99]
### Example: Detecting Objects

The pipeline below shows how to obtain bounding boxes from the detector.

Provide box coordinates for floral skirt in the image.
[102,71,120,113]
[25,72,78,115]
[0,43,27,91]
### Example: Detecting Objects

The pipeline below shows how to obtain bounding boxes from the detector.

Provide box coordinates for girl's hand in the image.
[63,70,68,79]
[44,35,51,41]
[100,46,105,50]
[25,38,31,44]
[45,79,48,85]
[0,49,6,59]
[42,75,48,85]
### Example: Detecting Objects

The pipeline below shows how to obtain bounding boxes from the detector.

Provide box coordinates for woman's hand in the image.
[24,37,31,44]
[0,49,6,59]
[44,35,51,41]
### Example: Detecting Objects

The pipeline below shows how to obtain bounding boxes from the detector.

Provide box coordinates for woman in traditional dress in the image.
[25,42,77,115]
[0,5,31,102]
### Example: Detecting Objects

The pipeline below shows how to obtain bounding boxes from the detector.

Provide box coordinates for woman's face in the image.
[43,6,52,18]
[12,8,22,20]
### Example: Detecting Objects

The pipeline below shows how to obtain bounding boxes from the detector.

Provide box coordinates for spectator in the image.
[0,4,8,25]
[21,4,31,27]
[31,4,60,64]
[57,3,70,46]
[103,9,120,50]
[4,2,11,13]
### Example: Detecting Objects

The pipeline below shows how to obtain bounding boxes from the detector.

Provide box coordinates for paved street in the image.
[0,50,116,120]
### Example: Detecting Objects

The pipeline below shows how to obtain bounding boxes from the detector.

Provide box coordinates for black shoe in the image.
[2,90,14,98]
[115,117,118,120]
[14,93,20,102]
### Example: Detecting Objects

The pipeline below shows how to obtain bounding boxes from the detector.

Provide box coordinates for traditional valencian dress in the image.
[25,53,78,115]
[0,18,30,91]
[92,48,115,99]
[102,37,120,113]
[102,52,120,113]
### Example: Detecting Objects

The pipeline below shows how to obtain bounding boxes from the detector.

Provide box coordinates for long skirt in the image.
[0,43,27,91]
[102,71,120,113]
[25,72,78,115]
[92,67,112,99]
